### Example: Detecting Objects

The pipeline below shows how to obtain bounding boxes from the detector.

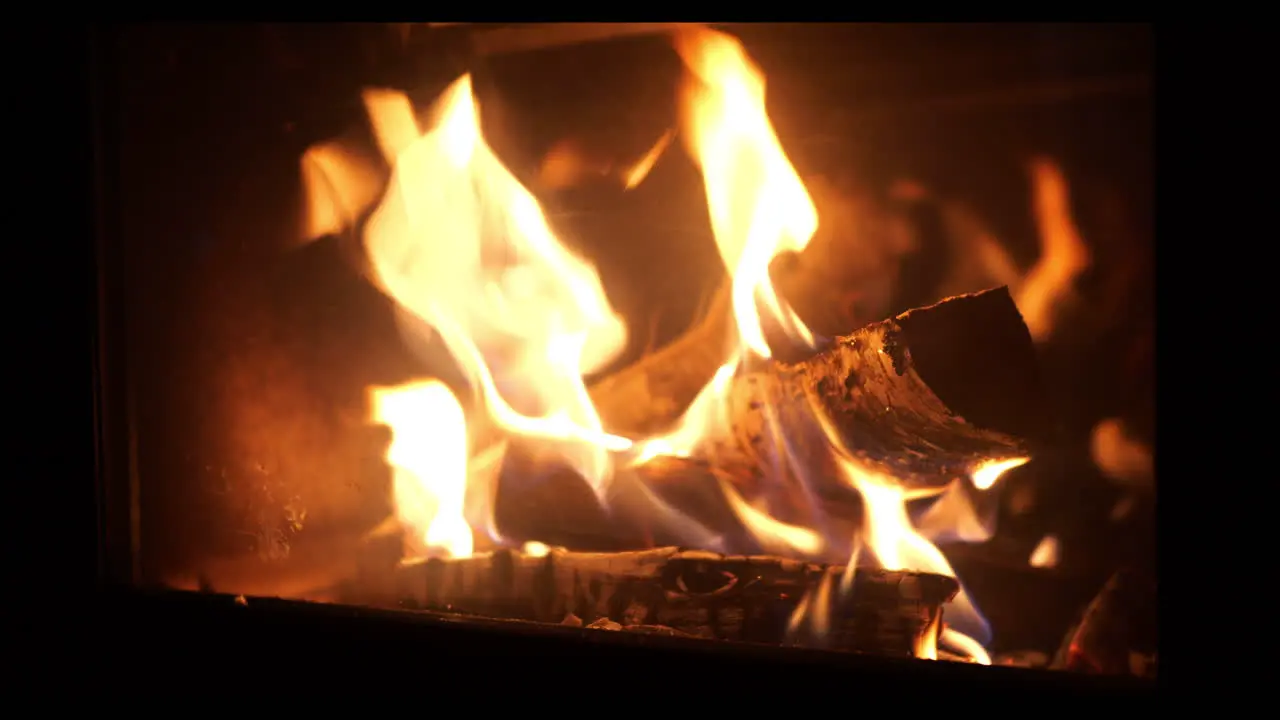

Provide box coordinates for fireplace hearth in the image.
[91,22,1154,689]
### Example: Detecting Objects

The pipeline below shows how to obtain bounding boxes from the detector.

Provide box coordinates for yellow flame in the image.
[838,456,991,664]
[369,380,472,559]
[675,26,818,358]
[971,457,1029,491]
[941,629,992,666]
[361,75,631,502]
[1029,534,1059,569]
[915,611,943,661]
[718,479,823,556]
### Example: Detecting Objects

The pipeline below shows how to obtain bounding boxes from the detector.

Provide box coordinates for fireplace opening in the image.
[96,22,1153,679]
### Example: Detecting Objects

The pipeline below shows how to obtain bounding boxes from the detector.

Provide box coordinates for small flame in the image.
[786,570,834,642]
[719,479,823,556]
[1090,418,1153,491]
[1016,158,1092,342]
[299,138,382,243]
[369,380,472,559]
[1029,534,1059,568]
[941,628,992,666]
[622,129,675,190]
[522,541,553,557]
[971,457,1029,491]
[915,610,943,661]
[307,29,1033,666]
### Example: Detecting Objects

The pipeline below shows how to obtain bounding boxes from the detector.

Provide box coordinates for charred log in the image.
[339,546,959,658]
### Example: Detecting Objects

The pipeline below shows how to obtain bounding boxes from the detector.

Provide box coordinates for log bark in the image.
[495,287,1046,549]
[339,546,959,658]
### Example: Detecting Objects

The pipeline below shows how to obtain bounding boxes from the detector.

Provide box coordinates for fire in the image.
[675,26,818,357]
[304,25,1036,664]
[369,380,473,558]
[1029,535,1060,569]
[972,456,1029,491]
[361,74,631,504]
[837,456,995,664]
[1016,158,1092,343]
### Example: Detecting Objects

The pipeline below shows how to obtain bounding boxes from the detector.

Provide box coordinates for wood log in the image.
[495,287,1046,549]
[338,546,960,658]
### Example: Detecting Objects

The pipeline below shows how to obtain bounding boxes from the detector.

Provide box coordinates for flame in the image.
[1015,158,1092,342]
[719,479,823,556]
[299,138,382,243]
[915,610,943,661]
[301,27,1035,666]
[361,75,631,504]
[369,380,473,558]
[1090,417,1153,491]
[838,456,992,663]
[675,26,818,358]
[622,130,675,190]
[971,457,1029,491]
[1029,534,1059,568]
[522,540,553,557]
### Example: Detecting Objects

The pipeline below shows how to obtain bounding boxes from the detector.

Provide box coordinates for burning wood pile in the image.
[269,24,1150,670]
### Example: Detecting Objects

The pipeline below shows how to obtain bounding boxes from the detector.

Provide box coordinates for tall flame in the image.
[675,26,818,358]
[362,76,631,503]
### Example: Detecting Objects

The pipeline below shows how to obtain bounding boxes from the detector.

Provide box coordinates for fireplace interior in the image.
[93,22,1154,689]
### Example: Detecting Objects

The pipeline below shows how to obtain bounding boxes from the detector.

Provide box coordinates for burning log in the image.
[498,287,1046,546]
[340,546,959,658]
[668,286,1043,492]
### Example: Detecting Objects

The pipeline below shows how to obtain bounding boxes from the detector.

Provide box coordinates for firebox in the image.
[92,22,1154,691]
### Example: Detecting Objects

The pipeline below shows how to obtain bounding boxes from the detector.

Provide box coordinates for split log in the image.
[495,287,1047,548]
[339,546,959,658]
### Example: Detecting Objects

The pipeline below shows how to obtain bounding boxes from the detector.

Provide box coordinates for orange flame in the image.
[1015,158,1092,342]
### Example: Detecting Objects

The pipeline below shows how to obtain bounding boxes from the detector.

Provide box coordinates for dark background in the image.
[95,23,1152,654]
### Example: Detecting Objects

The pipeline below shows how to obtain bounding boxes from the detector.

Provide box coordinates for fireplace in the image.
[91,22,1154,691]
